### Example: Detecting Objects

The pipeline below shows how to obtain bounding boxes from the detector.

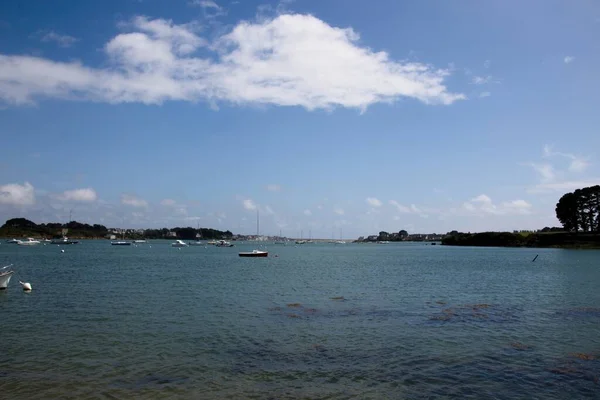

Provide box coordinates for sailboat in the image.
[295,230,306,244]
[111,224,131,246]
[274,230,285,245]
[239,210,268,257]
[189,223,204,246]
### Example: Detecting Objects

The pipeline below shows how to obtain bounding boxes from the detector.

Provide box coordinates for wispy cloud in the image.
[242,198,257,210]
[543,144,590,173]
[57,188,97,202]
[366,197,382,207]
[303,209,312,216]
[35,30,79,48]
[470,75,492,85]
[0,14,463,110]
[483,59,491,69]
[0,182,35,206]
[189,0,222,9]
[479,91,491,98]
[333,207,345,215]
[564,56,575,64]
[266,184,281,192]
[121,194,148,207]
[389,200,410,213]
[528,163,556,182]
[528,180,600,193]
[160,198,176,206]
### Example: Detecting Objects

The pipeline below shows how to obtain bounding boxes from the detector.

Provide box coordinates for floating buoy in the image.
[61,249,65,253]
[19,281,32,291]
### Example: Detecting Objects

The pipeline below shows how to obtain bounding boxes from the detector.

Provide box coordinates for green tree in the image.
[556,185,600,233]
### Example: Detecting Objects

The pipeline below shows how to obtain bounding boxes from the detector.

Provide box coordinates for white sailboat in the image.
[239,210,268,257]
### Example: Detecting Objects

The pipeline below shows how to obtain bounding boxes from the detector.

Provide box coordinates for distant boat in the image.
[215,240,234,247]
[239,249,268,257]
[6,239,20,244]
[51,237,79,245]
[0,265,14,290]
[134,240,147,243]
[17,238,41,246]
[111,241,131,246]
[295,240,307,244]
[171,240,189,247]
[239,210,267,257]
[188,240,204,246]
[207,240,217,245]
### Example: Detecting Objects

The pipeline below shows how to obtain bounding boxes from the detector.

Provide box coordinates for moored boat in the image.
[51,237,79,245]
[215,240,234,247]
[0,265,14,289]
[171,240,189,247]
[239,250,268,257]
[111,241,132,246]
[17,238,41,246]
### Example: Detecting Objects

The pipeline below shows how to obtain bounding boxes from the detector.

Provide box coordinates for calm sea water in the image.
[1,241,599,399]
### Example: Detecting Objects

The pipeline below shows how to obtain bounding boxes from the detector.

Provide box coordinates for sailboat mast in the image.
[257,210,259,237]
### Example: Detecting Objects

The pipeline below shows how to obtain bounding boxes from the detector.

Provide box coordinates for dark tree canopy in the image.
[555,185,600,233]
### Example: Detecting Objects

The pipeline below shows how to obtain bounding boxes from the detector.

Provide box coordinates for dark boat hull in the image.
[239,252,268,257]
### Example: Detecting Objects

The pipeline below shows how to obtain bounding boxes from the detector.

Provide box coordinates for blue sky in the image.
[1,0,599,238]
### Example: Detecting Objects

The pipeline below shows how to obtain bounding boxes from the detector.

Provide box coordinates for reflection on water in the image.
[1,242,599,399]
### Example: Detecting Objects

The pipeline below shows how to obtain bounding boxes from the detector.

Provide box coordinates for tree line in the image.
[555,185,600,233]
[0,218,233,240]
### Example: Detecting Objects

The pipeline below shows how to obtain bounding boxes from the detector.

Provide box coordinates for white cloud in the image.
[542,145,590,173]
[0,14,463,110]
[243,198,257,210]
[528,180,600,193]
[471,194,492,203]
[264,205,275,215]
[160,198,176,206]
[333,207,345,215]
[471,75,492,85]
[461,194,532,215]
[58,188,97,202]
[479,91,491,98]
[0,182,35,206]
[528,163,555,182]
[37,30,79,48]
[121,194,148,207]
[366,197,382,207]
[190,0,222,9]
[303,209,312,216]
[483,59,491,69]
[389,200,410,213]
[266,184,281,192]
[564,56,575,64]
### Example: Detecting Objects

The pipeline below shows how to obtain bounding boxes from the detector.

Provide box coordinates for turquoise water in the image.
[1,241,599,399]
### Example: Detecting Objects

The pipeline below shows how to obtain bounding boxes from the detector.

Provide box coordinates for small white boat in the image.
[17,238,41,246]
[207,240,217,245]
[111,241,132,246]
[239,250,268,257]
[6,239,20,244]
[171,240,189,247]
[215,240,234,247]
[188,241,204,246]
[134,240,147,243]
[0,265,14,289]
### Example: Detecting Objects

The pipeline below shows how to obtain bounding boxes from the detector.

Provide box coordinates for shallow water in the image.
[1,241,599,399]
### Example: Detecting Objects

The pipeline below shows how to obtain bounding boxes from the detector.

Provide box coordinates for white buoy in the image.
[19,281,32,291]
[61,249,65,253]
